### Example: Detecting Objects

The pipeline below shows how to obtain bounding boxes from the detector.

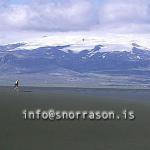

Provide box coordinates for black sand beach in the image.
[0,87,150,150]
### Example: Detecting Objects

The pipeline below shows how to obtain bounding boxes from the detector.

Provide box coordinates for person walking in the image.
[14,80,19,89]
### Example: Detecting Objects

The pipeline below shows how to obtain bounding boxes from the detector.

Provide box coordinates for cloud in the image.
[0,0,150,33]
[0,0,98,31]
[97,0,150,33]
[99,0,149,23]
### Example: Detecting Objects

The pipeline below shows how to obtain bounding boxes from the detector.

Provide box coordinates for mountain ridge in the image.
[0,42,150,74]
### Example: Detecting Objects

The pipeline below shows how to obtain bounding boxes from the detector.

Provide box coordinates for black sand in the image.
[0,87,150,150]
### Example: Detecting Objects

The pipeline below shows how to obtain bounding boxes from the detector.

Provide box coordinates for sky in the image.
[0,0,150,34]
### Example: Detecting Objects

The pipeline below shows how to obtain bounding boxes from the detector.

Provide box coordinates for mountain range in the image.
[0,42,150,73]
[0,36,150,87]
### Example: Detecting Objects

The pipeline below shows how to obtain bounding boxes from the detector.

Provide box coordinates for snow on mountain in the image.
[2,32,150,53]
[1,32,150,73]
[1,32,150,86]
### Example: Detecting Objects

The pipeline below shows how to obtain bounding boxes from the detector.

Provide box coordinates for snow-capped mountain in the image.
[0,37,150,74]
[7,33,150,53]
[1,34,150,87]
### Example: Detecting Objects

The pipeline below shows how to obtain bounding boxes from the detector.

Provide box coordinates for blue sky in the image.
[0,0,150,33]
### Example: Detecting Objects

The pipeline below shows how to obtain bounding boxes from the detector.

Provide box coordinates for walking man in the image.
[14,80,19,89]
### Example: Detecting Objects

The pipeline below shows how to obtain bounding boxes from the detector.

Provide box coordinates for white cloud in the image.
[0,0,98,31]
[99,0,149,23]
[97,0,150,33]
[0,0,150,33]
